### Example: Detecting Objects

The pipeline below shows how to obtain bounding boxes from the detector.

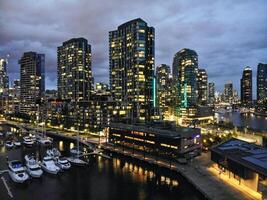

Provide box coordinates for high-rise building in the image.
[0,58,9,113]
[109,18,155,123]
[19,52,45,115]
[240,66,252,105]
[223,81,233,103]
[156,64,172,117]
[197,68,208,105]
[257,63,267,102]
[8,79,20,113]
[0,58,9,95]
[57,38,94,130]
[172,48,198,116]
[208,82,215,104]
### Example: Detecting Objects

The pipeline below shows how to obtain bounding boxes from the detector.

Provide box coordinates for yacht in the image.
[5,141,14,148]
[8,160,29,183]
[70,147,84,156]
[55,157,71,170]
[67,157,88,166]
[25,155,43,178]
[6,132,13,137]
[38,138,52,146]
[40,156,60,175]
[46,148,61,158]
[14,141,21,147]
[23,136,35,146]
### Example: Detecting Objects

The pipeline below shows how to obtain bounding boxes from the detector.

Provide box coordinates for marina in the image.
[0,124,203,200]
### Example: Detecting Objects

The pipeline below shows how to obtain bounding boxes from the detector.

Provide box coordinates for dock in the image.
[101,144,253,200]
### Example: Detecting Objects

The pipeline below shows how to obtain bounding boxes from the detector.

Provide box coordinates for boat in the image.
[46,148,61,158]
[6,131,13,137]
[40,156,60,174]
[70,147,84,156]
[37,138,52,146]
[67,157,88,166]
[55,157,71,170]
[14,141,21,147]
[8,160,29,183]
[23,136,35,146]
[0,132,3,137]
[5,141,14,148]
[25,155,43,178]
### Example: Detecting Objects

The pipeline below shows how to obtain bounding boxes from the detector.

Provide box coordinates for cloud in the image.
[0,0,267,97]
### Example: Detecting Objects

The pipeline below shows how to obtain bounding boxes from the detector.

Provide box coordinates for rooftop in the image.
[212,138,267,177]
[110,122,201,139]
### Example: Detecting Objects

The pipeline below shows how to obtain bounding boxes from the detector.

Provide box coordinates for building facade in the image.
[240,66,252,106]
[109,18,155,123]
[19,52,45,116]
[197,68,208,105]
[172,48,198,117]
[257,63,267,102]
[208,82,215,105]
[223,81,233,103]
[0,58,9,113]
[57,38,94,130]
[156,64,172,118]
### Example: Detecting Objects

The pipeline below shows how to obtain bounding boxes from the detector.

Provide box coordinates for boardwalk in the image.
[101,144,255,200]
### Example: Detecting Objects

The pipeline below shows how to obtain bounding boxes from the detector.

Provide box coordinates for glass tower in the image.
[19,52,45,114]
[240,66,252,105]
[57,38,94,130]
[197,68,208,105]
[257,63,267,102]
[172,48,198,116]
[109,18,155,123]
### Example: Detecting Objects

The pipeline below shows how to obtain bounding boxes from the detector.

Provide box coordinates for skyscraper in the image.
[0,58,9,113]
[0,58,9,95]
[208,82,215,105]
[57,38,94,130]
[223,81,233,103]
[197,68,208,105]
[240,66,252,105]
[109,18,155,123]
[172,48,198,116]
[19,52,45,115]
[156,64,172,117]
[257,63,267,102]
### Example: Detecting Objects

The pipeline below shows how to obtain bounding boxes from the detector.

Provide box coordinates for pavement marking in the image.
[1,176,13,199]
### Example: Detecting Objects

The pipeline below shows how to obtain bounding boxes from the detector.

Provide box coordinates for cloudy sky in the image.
[0,0,267,95]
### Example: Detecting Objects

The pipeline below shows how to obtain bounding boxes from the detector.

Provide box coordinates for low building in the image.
[211,138,267,199]
[109,122,202,159]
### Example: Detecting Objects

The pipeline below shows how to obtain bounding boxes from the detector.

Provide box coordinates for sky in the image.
[0,0,267,96]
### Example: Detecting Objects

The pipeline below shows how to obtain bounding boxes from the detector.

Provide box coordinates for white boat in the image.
[23,136,35,146]
[8,160,29,183]
[67,157,88,166]
[0,132,3,136]
[14,141,21,147]
[25,155,43,178]
[38,138,52,146]
[70,147,83,156]
[46,148,61,158]
[40,156,60,174]
[55,157,71,170]
[5,141,14,148]
[6,132,13,136]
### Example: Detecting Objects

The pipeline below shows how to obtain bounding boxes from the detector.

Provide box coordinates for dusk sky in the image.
[0,0,267,95]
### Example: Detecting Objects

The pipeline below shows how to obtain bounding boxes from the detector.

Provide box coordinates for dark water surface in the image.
[0,125,203,200]
[215,112,267,131]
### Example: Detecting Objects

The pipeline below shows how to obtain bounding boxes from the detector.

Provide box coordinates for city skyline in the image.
[0,0,267,94]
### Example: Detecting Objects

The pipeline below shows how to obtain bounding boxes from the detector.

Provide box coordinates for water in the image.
[0,125,203,200]
[215,112,267,131]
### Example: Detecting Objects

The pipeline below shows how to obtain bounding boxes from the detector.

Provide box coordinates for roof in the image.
[109,123,201,139]
[211,138,267,177]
